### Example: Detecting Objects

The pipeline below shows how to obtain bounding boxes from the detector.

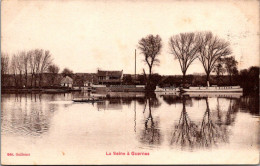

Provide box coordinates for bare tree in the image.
[28,49,52,88]
[169,32,200,87]
[1,52,9,86]
[223,56,238,85]
[15,52,25,87]
[10,54,19,87]
[21,51,30,87]
[28,50,37,87]
[48,64,60,86]
[138,34,162,90]
[39,50,52,88]
[15,51,28,87]
[4,49,54,88]
[197,32,232,86]
[34,49,44,87]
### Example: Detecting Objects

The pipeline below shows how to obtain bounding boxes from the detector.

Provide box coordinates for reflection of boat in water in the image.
[72,97,102,102]
[182,86,243,92]
[184,92,243,98]
[97,100,123,110]
[155,91,180,96]
[154,86,180,92]
[91,92,145,98]
[89,92,146,110]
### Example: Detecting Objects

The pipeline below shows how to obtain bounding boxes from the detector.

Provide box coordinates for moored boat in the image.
[182,86,243,92]
[184,92,243,98]
[154,86,180,92]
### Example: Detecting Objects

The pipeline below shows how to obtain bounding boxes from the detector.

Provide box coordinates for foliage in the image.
[123,74,134,85]
[213,58,226,84]
[62,68,73,77]
[223,56,238,84]
[48,64,60,86]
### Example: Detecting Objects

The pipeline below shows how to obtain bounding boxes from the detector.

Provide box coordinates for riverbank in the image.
[1,88,81,94]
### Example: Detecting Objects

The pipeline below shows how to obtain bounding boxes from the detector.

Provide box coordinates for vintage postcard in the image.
[1,0,259,165]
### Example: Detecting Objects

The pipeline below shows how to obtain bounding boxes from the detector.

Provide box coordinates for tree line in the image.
[1,31,259,92]
[2,49,53,88]
[1,49,76,88]
[138,31,240,89]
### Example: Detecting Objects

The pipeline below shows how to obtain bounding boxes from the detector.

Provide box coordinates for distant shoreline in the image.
[1,88,81,94]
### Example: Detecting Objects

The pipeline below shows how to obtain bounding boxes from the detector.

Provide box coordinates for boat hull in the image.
[183,86,243,92]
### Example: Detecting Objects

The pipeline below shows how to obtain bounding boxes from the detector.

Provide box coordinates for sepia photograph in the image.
[1,0,259,165]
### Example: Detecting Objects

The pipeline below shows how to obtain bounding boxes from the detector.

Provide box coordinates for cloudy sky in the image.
[2,0,259,75]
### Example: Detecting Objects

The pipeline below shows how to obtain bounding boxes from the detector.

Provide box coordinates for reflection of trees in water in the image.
[96,94,151,110]
[24,104,50,135]
[197,98,228,148]
[225,98,239,125]
[122,97,132,105]
[239,95,259,115]
[95,93,161,111]
[2,93,56,136]
[97,97,123,110]
[170,98,198,149]
[30,93,42,102]
[162,95,182,105]
[163,95,193,107]
[136,97,146,105]
[136,92,156,105]
[139,95,162,145]
[170,97,236,150]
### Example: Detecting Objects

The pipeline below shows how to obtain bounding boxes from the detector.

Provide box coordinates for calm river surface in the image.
[1,92,259,164]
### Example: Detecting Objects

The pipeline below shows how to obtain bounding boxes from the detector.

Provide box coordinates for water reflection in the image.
[1,92,259,152]
[139,95,162,146]
[95,92,146,110]
[162,95,182,105]
[170,96,198,150]
[1,93,56,136]
[170,96,241,150]
[225,98,239,125]
[197,97,228,148]
[239,94,259,115]
[22,103,50,135]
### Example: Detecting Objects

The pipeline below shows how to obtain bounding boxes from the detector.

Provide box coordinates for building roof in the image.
[97,70,123,77]
[60,76,73,84]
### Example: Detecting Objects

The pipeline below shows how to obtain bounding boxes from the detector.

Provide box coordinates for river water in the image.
[1,92,259,164]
